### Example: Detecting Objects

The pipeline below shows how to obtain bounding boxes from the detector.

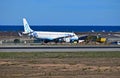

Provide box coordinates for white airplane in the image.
[22,18,78,43]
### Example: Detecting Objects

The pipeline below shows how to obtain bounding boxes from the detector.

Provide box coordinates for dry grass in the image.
[0,52,120,78]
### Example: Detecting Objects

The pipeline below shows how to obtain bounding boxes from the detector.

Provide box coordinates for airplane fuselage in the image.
[31,31,78,41]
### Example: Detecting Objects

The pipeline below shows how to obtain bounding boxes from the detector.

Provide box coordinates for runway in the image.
[0,46,120,52]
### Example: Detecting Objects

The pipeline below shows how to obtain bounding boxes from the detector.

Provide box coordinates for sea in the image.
[0,25,120,32]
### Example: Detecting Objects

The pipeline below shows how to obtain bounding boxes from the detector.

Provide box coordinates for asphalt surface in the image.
[0,46,120,52]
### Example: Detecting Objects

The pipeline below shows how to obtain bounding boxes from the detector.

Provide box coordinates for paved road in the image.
[0,46,120,52]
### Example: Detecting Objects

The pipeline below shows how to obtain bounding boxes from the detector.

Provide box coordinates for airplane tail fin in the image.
[23,18,33,34]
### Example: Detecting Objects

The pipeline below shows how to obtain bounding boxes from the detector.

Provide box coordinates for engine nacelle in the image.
[64,38,70,43]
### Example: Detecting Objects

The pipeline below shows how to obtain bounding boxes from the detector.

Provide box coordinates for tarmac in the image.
[0,45,120,52]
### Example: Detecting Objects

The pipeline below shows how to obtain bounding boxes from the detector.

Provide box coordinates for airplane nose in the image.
[75,35,78,39]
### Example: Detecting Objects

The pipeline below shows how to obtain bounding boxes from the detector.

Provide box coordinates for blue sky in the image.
[0,0,120,25]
